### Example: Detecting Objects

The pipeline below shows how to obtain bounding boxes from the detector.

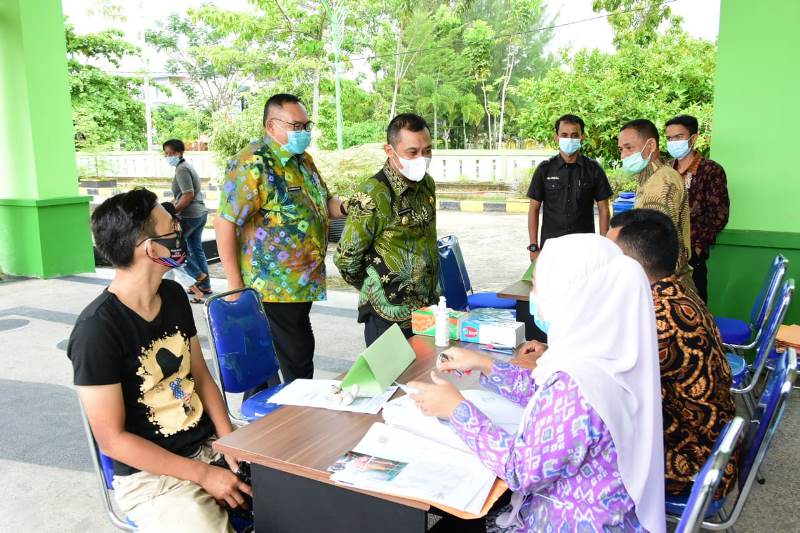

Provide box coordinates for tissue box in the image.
[459,308,525,347]
[411,306,465,340]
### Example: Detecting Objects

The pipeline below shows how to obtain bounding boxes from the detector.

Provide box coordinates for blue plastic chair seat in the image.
[714,316,752,345]
[726,353,747,387]
[240,384,286,421]
[467,292,516,310]
[666,493,725,520]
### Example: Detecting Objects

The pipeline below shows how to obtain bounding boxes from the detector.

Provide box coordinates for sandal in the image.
[190,297,205,304]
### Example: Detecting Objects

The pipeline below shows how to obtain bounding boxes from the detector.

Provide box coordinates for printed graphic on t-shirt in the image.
[136,328,203,436]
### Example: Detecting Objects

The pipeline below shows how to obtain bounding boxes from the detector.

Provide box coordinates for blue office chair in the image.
[714,255,787,349]
[674,417,746,533]
[665,348,797,531]
[725,279,793,416]
[437,235,515,311]
[204,288,285,423]
[79,401,138,531]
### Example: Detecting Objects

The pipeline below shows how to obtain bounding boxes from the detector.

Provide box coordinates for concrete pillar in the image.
[0,0,93,277]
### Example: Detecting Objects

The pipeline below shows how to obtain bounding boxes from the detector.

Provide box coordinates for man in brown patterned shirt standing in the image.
[607,208,737,497]
[665,114,730,303]
[618,119,696,294]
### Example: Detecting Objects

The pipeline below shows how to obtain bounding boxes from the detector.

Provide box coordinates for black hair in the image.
[91,188,159,268]
[554,114,585,134]
[620,118,659,146]
[162,139,185,153]
[609,208,678,280]
[386,113,431,146]
[263,93,303,127]
[665,114,699,136]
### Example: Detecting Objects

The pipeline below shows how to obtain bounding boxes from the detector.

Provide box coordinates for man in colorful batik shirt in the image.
[215,93,346,383]
[618,118,696,293]
[334,114,439,346]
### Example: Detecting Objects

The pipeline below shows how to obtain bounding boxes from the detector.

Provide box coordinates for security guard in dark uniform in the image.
[527,114,612,260]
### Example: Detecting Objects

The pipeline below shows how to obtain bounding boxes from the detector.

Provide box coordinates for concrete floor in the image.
[1,210,798,532]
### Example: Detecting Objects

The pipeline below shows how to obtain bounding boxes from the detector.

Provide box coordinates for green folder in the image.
[340,324,416,397]
[522,261,536,282]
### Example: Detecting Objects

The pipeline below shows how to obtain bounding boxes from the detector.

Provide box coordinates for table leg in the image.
[516,299,547,343]
[253,464,428,533]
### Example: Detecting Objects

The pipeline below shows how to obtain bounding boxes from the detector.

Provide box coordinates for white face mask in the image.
[391,147,431,182]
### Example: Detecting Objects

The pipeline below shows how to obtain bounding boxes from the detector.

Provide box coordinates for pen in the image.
[481,343,514,355]
[438,352,465,376]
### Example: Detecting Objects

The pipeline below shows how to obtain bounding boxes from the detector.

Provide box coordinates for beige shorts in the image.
[112,441,234,533]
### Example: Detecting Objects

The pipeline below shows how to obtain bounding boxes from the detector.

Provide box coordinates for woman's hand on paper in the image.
[511,340,548,369]
[408,372,465,419]
[436,347,493,376]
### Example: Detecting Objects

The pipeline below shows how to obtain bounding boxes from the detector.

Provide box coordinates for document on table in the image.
[331,422,496,515]
[382,388,525,452]
[268,379,398,414]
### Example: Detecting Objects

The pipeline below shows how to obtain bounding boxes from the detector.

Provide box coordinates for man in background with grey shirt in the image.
[163,139,211,295]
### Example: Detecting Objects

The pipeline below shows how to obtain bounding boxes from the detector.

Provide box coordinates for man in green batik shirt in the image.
[334,114,439,346]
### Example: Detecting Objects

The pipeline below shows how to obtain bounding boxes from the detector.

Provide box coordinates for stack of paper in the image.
[331,423,496,515]
[268,379,398,415]
[381,388,525,452]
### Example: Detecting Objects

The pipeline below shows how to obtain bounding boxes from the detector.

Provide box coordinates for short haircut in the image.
[91,188,158,268]
[665,114,699,135]
[263,93,303,126]
[386,113,431,146]
[620,118,659,146]
[609,208,678,280]
[554,114,585,134]
[162,139,185,153]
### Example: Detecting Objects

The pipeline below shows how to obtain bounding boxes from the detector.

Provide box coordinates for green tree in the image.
[515,28,717,164]
[592,0,681,48]
[152,104,210,144]
[66,20,146,150]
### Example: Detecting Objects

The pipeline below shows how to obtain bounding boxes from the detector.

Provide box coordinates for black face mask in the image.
[143,231,187,268]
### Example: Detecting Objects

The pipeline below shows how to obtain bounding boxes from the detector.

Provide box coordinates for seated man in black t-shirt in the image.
[67,188,249,533]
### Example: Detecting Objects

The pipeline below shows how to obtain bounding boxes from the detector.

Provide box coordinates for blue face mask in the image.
[621,140,654,174]
[165,155,180,167]
[666,139,691,160]
[558,137,581,155]
[529,294,551,334]
[283,130,312,155]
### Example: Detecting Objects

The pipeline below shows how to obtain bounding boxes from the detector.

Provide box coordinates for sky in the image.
[63,0,721,74]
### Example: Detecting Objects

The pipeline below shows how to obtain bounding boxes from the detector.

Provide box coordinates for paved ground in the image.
[1,210,797,531]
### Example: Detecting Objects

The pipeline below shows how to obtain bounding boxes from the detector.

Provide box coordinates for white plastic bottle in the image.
[435,296,450,347]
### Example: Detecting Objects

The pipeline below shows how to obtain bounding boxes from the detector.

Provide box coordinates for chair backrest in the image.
[745,279,794,389]
[738,347,797,485]
[78,401,138,531]
[675,417,746,533]
[749,255,788,333]
[204,288,281,393]
[437,235,470,311]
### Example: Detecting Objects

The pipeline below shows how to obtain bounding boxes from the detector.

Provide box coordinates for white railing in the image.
[76,148,557,184]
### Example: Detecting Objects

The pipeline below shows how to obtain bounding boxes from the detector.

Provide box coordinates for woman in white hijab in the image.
[410,233,666,533]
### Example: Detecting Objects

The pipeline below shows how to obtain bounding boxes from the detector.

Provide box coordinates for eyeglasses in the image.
[272,118,314,132]
[137,223,182,247]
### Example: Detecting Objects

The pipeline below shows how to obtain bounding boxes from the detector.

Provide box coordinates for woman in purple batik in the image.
[410,234,666,533]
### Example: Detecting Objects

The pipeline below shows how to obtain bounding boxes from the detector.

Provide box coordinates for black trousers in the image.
[689,251,709,304]
[262,301,315,383]
[359,306,413,347]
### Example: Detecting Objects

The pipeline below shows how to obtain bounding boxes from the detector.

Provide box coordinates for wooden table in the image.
[497,279,547,342]
[214,335,508,533]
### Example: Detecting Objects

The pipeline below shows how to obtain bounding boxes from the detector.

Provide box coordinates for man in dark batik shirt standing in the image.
[665,114,730,303]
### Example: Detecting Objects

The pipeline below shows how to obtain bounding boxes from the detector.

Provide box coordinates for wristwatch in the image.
[527,243,539,252]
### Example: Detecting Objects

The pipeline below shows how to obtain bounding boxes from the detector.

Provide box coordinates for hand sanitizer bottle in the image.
[435,296,450,347]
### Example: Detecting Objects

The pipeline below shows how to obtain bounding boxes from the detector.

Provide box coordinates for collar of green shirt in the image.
[383,159,417,196]
[636,156,664,186]
[264,136,303,166]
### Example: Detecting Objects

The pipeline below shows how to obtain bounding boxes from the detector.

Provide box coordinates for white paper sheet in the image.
[331,423,496,515]
[268,379,398,415]
[381,388,525,451]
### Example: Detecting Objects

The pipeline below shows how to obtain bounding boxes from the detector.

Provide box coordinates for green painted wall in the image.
[708,0,800,323]
[0,0,94,277]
